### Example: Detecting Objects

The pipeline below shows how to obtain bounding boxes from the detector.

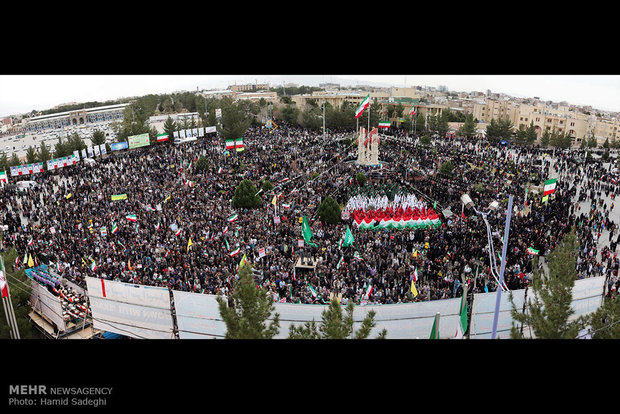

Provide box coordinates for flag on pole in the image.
[411,280,418,298]
[543,178,557,196]
[527,247,539,255]
[111,194,128,201]
[218,166,223,174]
[27,238,34,246]
[0,171,7,183]
[409,106,417,116]
[378,121,391,128]
[455,295,468,339]
[239,253,247,268]
[187,237,193,253]
[413,267,419,282]
[342,226,355,248]
[355,94,370,119]
[90,260,97,271]
[228,213,238,223]
[0,258,8,298]
[111,223,118,234]
[301,215,317,247]
[28,254,34,268]
[126,214,137,222]
[429,313,440,339]
[336,255,344,269]
[363,284,373,300]
[353,251,364,261]
[271,194,277,206]
[225,139,235,150]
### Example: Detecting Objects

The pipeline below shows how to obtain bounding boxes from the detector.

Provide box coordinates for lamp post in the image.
[461,193,514,339]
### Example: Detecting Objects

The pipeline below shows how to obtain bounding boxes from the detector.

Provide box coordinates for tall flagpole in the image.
[491,194,513,339]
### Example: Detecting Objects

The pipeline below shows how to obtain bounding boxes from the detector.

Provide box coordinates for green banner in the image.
[128,133,150,149]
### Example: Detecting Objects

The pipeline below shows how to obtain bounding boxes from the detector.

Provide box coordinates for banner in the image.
[110,142,128,151]
[172,290,227,339]
[127,133,150,149]
[99,143,107,155]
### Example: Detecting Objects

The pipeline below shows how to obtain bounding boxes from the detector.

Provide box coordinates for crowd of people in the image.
[2,120,619,309]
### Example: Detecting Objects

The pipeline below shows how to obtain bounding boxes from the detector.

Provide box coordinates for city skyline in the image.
[1,74,619,119]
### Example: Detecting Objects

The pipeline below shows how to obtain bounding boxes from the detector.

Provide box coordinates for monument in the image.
[356,127,381,166]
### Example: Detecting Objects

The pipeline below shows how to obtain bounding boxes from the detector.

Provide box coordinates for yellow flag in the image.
[28,254,34,268]
[413,250,418,258]
[239,253,247,268]
[164,195,171,204]
[411,280,418,298]
[187,237,193,253]
[271,195,277,206]
[65,193,72,199]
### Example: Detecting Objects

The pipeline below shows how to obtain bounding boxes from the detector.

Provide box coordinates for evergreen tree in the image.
[540,130,550,148]
[231,179,262,209]
[288,299,387,339]
[163,116,177,142]
[38,141,51,167]
[458,114,477,138]
[216,263,280,339]
[583,295,620,339]
[25,146,38,163]
[217,97,252,141]
[91,129,106,146]
[509,228,583,339]
[316,195,342,225]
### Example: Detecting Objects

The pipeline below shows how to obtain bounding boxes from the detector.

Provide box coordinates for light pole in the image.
[461,193,514,339]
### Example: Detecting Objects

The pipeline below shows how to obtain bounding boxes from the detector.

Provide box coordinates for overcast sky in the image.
[1,74,619,118]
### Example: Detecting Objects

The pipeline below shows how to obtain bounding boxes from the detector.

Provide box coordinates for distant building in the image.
[229,83,269,92]
[26,103,129,133]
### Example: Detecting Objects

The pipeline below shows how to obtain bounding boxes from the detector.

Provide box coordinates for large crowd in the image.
[2,121,620,308]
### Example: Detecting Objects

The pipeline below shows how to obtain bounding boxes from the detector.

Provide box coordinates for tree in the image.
[316,195,341,225]
[25,146,38,163]
[509,228,583,339]
[54,136,69,158]
[91,129,106,146]
[216,263,280,339]
[356,172,367,187]
[231,179,262,209]
[195,156,209,172]
[458,114,477,138]
[485,118,513,144]
[288,299,387,339]
[163,116,177,142]
[540,130,550,148]
[217,97,252,141]
[38,141,51,167]
[439,159,453,177]
[587,134,598,148]
[582,295,620,339]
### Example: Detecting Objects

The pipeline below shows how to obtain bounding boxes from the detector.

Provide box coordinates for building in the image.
[26,103,129,133]
[228,83,269,92]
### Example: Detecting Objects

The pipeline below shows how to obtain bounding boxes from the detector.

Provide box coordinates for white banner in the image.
[30,279,66,332]
[85,277,175,339]
[172,290,227,339]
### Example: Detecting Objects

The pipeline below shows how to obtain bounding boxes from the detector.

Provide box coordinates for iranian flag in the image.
[156,133,169,142]
[228,213,238,222]
[90,260,97,271]
[378,122,391,128]
[0,171,7,183]
[225,139,235,149]
[543,178,557,196]
[235,138,244,152]
[282,203,291,209]
[353,251,364,261]
[217,166,223,174]
[527,247,539,255]
[409,106,417,116]
[111,224,118,234]
[0,259,8,298]
[363,284,373,299]
[229,247,241,257]
[308,284,318,298]
[355,94,370,119]
[126,214,137,222]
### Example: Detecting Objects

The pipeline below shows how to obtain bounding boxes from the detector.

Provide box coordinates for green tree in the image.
[91,129,106,146]
[217,97,252,141]
[356,172,367,187]
[261,180,274,193]
[54,136,69,158]
[439,159,453,177]
[163,116,177,142]
[288,300,387,339]
[38,141,51,167]
[231,179,262,209]
[485,118,513,144]
[8,153,20,167]
[25,146,38,163]
[195,156,209,172]
[67,132,86,153]
[587,134,598,148]
[540,130,550,148]
[582,295,620,339]
[458,114,477,138]
[316,195,341,225]
[509,228,583,339]
[216,264,280,339]
[0,152,8,172]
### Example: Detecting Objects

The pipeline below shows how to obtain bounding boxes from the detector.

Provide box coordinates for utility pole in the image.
[491,194,514,339]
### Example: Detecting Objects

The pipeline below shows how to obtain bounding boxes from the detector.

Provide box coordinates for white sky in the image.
[1,74,619,118]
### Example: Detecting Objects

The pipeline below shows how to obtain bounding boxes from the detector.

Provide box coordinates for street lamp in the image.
[462,193,514,339]
[460,193,508,292]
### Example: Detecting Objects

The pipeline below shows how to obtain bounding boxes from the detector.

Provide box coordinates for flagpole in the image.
[491,194,513,339]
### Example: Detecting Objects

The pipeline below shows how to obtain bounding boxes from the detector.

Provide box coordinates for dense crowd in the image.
[2,121,619,307]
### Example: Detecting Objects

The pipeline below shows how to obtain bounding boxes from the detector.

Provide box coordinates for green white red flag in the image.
[355,94,370,119]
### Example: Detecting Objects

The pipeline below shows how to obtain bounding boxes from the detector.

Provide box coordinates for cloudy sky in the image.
[1,74,619,118]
